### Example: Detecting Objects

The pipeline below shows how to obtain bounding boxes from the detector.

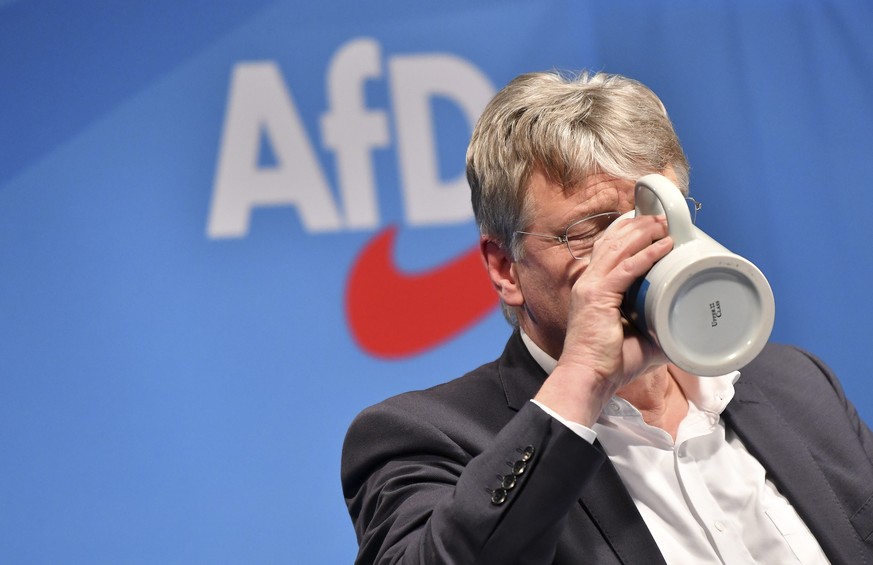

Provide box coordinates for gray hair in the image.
[467,70,689,261]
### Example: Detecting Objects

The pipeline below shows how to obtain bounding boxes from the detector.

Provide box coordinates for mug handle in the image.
[635,174,695,246]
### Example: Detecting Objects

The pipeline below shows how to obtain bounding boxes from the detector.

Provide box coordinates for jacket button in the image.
[520,445,535,461]
[500,474,517,489]
[490,488,508,505]
[511,460,527,476]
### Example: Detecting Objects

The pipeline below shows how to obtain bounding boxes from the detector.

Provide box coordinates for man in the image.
[341,71,873,564]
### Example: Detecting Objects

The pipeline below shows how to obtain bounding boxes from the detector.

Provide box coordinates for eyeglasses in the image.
[514,197,702,261]
[686,197,702,224]
[514,211,623,260]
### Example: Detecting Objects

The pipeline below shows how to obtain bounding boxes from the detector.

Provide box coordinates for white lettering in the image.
[389,53,494,226]
[207,42,496,237]
[207,62,341,238]
[320,38,389,230]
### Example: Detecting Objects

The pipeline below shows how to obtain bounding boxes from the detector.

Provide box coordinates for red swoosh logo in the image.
[345,226,498,358]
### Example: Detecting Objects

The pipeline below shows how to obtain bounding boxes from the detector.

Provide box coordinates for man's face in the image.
[510,169,637,359]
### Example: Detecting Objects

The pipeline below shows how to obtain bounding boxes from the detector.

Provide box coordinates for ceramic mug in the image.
[620,174,775,376]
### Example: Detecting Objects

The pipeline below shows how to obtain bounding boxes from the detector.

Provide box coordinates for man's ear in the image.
[480,237,524,307]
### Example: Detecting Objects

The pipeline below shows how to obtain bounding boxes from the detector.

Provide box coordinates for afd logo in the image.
[206,37,499,358]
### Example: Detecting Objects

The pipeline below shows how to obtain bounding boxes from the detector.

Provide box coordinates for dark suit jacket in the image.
[342,331,873,563]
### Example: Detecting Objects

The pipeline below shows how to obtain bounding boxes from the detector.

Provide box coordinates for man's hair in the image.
[466,70,690,261]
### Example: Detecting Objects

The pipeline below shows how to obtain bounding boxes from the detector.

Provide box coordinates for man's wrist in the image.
[533,364,618,428]
[530,399,598,443]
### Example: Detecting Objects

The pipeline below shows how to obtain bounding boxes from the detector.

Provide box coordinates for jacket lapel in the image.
[578,441,668,565]
[723,379,863,564]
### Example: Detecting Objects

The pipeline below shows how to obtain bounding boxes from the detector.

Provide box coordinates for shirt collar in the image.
[519,329,739,416]
[520,330,558,374]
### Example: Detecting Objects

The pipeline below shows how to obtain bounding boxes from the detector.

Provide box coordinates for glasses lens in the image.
[566,212,622,259]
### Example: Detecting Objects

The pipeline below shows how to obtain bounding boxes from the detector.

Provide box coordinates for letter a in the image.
[207,62,341,238]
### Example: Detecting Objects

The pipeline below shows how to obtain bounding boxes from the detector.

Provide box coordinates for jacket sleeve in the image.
[341,399,606,564]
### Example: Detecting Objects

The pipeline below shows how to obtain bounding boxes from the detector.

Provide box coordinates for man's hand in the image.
[534,214,673,427]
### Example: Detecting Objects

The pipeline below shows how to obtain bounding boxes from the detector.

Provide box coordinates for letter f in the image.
[321,38,389,229]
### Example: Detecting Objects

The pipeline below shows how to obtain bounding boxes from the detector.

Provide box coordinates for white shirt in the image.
[522,331,829,564]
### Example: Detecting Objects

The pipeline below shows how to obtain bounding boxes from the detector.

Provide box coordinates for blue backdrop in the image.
[2,0,871,562]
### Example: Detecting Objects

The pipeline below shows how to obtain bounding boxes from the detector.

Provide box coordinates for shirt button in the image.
[714,520,726,532]
[608,402,620,414]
